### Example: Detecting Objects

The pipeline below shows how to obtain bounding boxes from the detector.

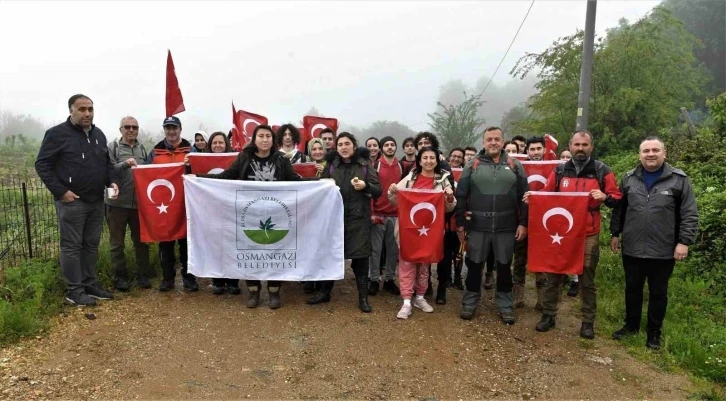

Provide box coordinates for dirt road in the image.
[0,275,691,400]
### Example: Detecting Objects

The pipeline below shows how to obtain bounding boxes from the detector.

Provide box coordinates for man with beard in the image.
[456,127,528,324]
[512,136,548,309]
[368,136,404,295]
[527,130,622,339]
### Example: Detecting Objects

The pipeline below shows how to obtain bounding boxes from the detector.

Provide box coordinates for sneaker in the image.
[397,303,413,319]
[459,306,476,320]
[580,322,595,340]
[65,291,97,307]
[212,285,226,295]
[114,278,130,292]
[500,311,516,325]
[535,314,556,332]
[183,277,199,292]
[413,297,434,312]
[227,285,241,295]
[383,280,401,295]
[159,280,175,292]
[483,273,494,290]
[86,285,113,300]
[367,281,379,296]
[567,281,579,297]
[646,331,661,350]
[137,276,152,289]
[612,325,639,340]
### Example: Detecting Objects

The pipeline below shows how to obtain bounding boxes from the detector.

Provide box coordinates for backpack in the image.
[374,159,404,180]
[108,138,147,162]
[553,160,606,192]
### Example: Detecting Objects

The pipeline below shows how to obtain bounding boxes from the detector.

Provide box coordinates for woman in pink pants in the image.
[388,146,456,319]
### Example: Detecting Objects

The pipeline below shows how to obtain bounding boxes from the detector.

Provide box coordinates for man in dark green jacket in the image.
[610,136,698,349]
[455,127,529,324]
[105,116,150,291]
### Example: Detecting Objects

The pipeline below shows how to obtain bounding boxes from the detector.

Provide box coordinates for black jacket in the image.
[610,163,699,260]
[200,148,301,182]
[321,148,382,259]
[35,117,116,202]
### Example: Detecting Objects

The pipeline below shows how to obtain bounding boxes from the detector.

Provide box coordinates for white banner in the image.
[184,177,345,280]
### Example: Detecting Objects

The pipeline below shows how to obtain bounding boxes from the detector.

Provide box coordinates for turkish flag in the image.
[187,153,238,175]
[521,161,563,191]
[297,127,307,152]
[451,168,463,183]
[511,153,528,161]
[302,116,338,141]
[235,110,268,149]
[397,188,445,263]
[165,50,185,117]
[132,163,187,243]
[292,162,318,178]
[527,192,589,275]
[544,134,558,160]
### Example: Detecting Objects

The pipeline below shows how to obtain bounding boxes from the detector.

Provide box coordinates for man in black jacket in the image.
[610,136,698,349]
[35,94,118,306]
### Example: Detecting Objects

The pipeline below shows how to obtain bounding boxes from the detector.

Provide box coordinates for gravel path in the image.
[0,274,691,400]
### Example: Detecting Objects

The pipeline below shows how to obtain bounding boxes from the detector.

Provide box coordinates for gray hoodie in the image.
[105,138,148,209]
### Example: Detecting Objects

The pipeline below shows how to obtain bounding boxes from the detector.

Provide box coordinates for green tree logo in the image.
[259,217,275,239]
[244,215,289,244]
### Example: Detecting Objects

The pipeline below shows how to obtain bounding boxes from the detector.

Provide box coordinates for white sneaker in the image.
[397,303,413,319]
[414,297,434,313]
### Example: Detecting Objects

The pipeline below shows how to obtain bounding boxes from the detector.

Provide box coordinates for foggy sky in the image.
[0,1,659,139]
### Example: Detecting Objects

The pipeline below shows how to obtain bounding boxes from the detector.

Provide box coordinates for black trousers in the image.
[318,257,368,292]
[622,255,675,332]
[213,278,240,288]
[465,253,513,293]
[158,239,194,282]
[437,231,462,286]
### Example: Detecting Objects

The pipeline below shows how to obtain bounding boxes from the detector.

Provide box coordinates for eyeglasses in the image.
[122,125,139,130]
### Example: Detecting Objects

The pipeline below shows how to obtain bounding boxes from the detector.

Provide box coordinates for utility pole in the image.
[575,0,597,131]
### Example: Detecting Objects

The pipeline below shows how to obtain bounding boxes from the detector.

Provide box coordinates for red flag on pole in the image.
[302,116,338,141]
[231,102,243,151]
[521,161,563,191]
[527,192,590,275]
[165,50,185,117]
[544,134,559,160]
[292,162,319,178]
[132,163,187,242]
[235,110,268,149]
[187,153,238,175]
[396,188,445,263]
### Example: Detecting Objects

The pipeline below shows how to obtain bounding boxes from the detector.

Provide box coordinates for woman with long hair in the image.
[200,125,301,309]
[388,146,456,319]
[307,132,382,312]
[365,137,381,164]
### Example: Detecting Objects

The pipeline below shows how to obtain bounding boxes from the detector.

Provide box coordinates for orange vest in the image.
[152,145,191,164]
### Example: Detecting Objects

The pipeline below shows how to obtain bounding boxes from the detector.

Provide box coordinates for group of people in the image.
[36,94,698,349]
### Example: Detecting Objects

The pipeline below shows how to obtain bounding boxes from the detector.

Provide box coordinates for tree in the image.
[427,92,486,152]
[304,107,322,117]
[0,110,48,141]
[511,7,711,152]
[500,104,533,137]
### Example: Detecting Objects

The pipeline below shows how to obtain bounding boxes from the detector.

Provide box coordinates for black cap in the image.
[162,116,181,127]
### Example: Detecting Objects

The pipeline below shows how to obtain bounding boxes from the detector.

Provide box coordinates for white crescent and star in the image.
[242,118,260,141]
[542,207,574,244]
[146,179,175,214]
[310,123,328,138]
[208,168,224,174]
[527,175,547,185]
[410,202,437,236]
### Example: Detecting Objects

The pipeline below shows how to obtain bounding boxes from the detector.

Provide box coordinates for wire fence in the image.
[0,176,60,270]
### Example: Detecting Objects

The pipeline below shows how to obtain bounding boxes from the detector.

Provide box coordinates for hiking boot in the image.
[567,280,579,297]
[356,276,372,313]
[368,281,379,296]
[303,281,315,294]
[383,280,401,295]
[483,273,494,290]
[397,303,413,319]
[612,325,639,340]
[268,290,281,309]
[306,292,331,304]
[646,330,661,350]
[246,289,260,308]
[580,322,595,339]
[65,291,97,307]
[137,276,152,289]
[227,285,241,295]
[212,285,226,295]
[114,277,130,292]
[183,277,199,292]
[413,297,434,313]
[159,280,175,292]
[86,285,113,300]
[435,284,447,305]
[500,311,516,325]
[535,314,556,332]
[459,306,476,320]
[512,283,525,308]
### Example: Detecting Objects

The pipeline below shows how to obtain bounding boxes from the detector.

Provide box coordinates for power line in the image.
[477,0,536,98]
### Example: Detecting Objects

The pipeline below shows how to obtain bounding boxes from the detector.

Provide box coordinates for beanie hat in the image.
[380,136,397,147]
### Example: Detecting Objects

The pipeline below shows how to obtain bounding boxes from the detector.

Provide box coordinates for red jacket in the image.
[542,158,622,236]
[372,157,404,216]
